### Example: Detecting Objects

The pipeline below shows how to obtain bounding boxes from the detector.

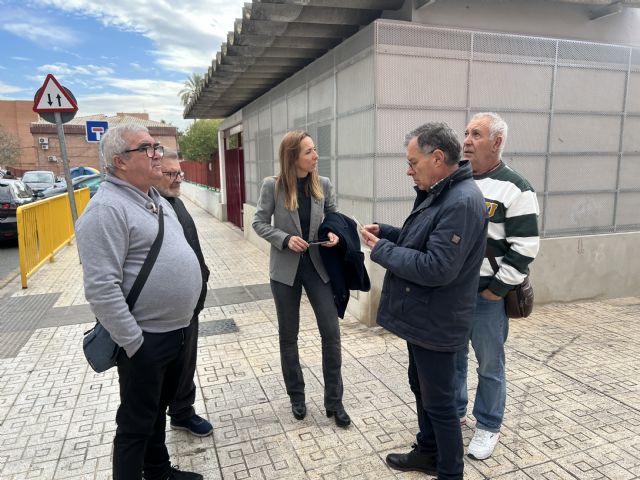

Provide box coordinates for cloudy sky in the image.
[0,0,246,130]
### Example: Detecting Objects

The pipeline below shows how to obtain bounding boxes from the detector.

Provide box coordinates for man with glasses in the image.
[360,122,487,480]
[76,124,204,480]
[155,149,212,438]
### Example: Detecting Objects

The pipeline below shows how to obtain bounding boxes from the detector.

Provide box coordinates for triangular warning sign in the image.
[33,74,78,113]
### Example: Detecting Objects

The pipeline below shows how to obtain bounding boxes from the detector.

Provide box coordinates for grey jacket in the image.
[252,176,337,286]
[76,175,202,357]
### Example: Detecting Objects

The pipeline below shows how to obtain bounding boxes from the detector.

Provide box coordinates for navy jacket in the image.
[372,161,487,352]
[318,212,371,318]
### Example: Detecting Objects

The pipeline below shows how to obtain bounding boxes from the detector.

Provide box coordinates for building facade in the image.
[186,0,640,318]
[0,100,39,168]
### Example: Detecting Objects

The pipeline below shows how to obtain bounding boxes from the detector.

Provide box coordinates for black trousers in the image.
[167,315,198,421]
[408,342,463,480]
[270,254,344,410]
[113,329,186,480]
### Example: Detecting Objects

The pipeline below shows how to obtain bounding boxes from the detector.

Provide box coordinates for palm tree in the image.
[178,73,204,107]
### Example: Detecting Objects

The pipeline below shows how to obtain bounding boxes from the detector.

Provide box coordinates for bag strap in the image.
[125,205,164,310]
[486,245,499,274]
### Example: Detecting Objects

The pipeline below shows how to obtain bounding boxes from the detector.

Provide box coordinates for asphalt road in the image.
[0,240,19,287]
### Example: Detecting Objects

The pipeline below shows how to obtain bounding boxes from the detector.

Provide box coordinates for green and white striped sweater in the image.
[475,161,540,297]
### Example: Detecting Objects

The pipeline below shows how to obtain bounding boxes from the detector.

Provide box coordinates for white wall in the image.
[412,0,640,47]
[181,182,226,222]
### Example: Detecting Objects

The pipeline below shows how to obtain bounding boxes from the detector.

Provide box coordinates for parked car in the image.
[39,174,103,199]
[0,179,36,240]
[21,170,56,196]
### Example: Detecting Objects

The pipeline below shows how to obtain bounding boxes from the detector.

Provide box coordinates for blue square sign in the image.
[86,121,109,142]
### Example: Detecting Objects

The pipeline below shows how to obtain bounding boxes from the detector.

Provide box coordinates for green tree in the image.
[178,73,203,107]
[178,119,222,162]
[0,127,19,167]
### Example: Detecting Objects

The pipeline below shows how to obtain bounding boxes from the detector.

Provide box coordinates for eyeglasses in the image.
[407,147,437,171]
[162,171,185,180]
[122,144,164,158]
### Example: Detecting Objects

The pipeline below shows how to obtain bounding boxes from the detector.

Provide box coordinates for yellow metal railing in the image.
[17,188,91,288]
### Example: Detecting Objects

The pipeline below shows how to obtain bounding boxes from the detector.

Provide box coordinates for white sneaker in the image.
[467,428,500,460]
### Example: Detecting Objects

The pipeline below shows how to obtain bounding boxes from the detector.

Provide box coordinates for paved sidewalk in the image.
[0,197,639,479]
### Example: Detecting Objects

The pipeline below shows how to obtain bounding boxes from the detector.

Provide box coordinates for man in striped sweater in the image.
[455,112,540,460]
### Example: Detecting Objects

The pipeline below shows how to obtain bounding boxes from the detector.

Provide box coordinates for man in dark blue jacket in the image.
[361,122,487,480]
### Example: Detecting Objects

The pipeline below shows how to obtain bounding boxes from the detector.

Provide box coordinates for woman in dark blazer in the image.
[252,131,350,428]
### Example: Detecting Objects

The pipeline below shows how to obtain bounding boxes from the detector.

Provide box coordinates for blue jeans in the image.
[408,343,463,480]
[455,293,509,433]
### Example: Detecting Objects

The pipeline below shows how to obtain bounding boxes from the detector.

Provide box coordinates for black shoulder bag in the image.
[487,247,534,319]
[82,206,164,372]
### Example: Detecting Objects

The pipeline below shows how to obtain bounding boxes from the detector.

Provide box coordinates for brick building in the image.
[0,100,39,168]
[28,113,178,175]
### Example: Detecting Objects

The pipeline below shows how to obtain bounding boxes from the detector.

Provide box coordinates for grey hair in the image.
[404,122,461,166]
[471,112,508,157]
[100,124,150,173]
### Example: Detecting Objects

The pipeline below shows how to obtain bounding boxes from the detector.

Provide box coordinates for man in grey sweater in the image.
[76,124,203,480]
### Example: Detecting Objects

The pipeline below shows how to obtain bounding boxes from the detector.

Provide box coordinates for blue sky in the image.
[0,0,246,130]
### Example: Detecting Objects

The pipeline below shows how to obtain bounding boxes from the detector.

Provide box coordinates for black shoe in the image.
[292,401,306,420]
[326,408,351,428]
[166,465,203,479]
[170,414,213,437]
[386,444,437,475]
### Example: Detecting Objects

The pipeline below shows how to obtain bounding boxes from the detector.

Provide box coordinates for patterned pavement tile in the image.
[1,197,640,479]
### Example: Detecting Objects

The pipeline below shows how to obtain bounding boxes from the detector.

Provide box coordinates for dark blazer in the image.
[166,196,210,316]
[318,212,371,318]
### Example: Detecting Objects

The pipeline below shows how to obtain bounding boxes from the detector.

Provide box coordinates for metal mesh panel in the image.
[492,112,549,153]
[376,109,466,156]
[334,198,374,227]
[627,72,640,113]
[287,89,307,129]
[616,192,640,228]
[470,62,552,110]
[550,115,621,153]
[375,200,414,226]
[337,109,375,156]
[545,193,615,232]
[271,100,287,133]
[554,67,625,112]
[622,116,640,152]
[257,134,273,182]
[557,41,629,68]
[316,123,332,179]
[247,114,258,141]
[239,20,640,235]
[336,55,374,114]
[258,108,271,132]
[309,75,334,123]
[377,54,468,107]
[377,22,471,55]
[547,156,618,192]
[473,33,556,62]
[619,155,640,189]
[336,157,373,197]
[375,157,414,200]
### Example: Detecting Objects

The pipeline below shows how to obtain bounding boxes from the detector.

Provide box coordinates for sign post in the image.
[86,120,109,179]
[33,74,80,223]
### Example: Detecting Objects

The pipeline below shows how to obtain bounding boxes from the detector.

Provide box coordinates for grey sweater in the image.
[76,175,201,357]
